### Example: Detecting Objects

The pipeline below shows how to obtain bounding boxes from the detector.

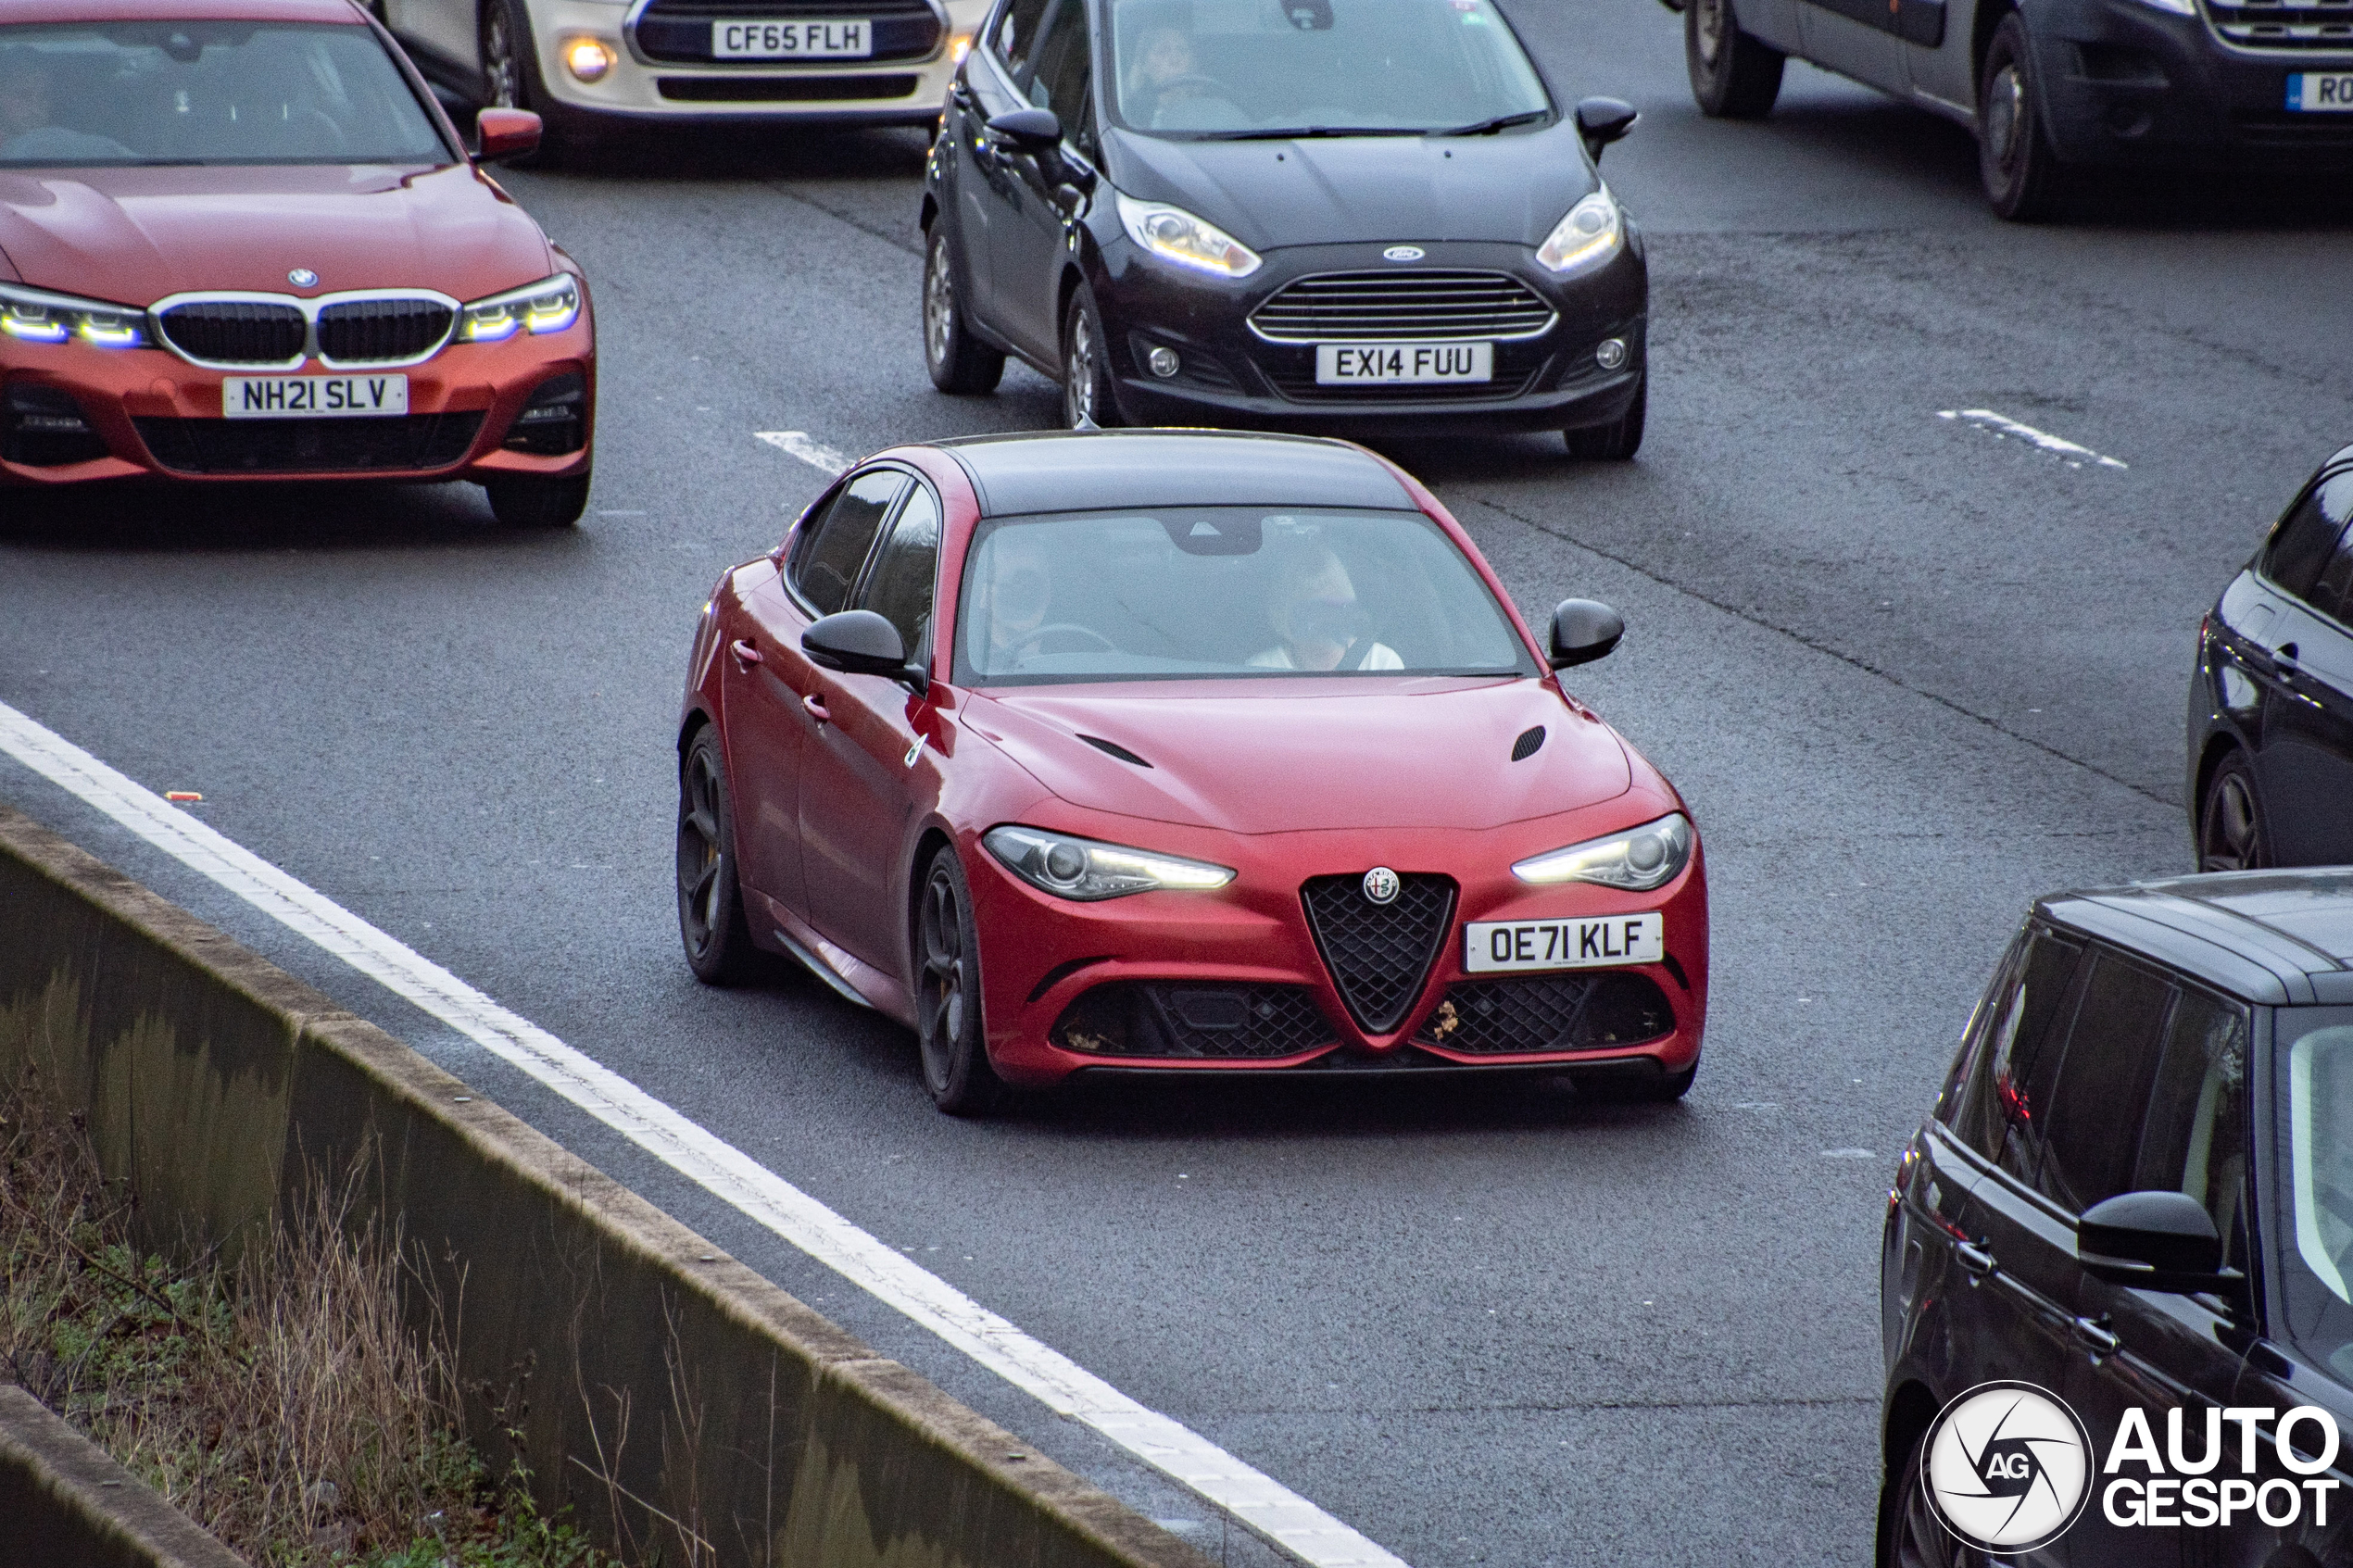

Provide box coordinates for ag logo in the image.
[1361,866,1401,904]
[1922,1382,2093,1554]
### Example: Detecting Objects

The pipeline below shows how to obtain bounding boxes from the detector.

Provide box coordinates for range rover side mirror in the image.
[2078,1190,2241,1294]
[476,107,543,162]
[987,107,1063,150]
[1572,96,1638,160]
[804,610,928,694]
[1549,598,1624,669]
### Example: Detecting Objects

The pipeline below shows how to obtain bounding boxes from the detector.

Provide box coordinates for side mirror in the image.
[2078,1190,2240,1294]
[804,609,929,694]
[1549,598,1624,669]
[476,107,543,162]
[1572,96,1638,160]
[987,107,1063,150]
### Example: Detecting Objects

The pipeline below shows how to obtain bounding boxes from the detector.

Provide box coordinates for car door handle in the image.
[2072,1316,2122,1357]
[729,638,762,668]
[2271,642,2301,673]
[1955,1241,1996,1279]
[803,693,830,725]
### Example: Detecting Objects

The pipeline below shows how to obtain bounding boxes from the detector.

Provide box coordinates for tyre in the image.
[1564,372,1645,461]
[1060,287,1123,430]
[483,471,590,527]
[923,227,1006,395]
[1978,14,2066,221]
[1878,1419,1971,1568]
[2197,752,2269,872]
[1686,0,1784,120]
[480,0,592,166]
[914,846,1007,1116]
[676,728,762,985]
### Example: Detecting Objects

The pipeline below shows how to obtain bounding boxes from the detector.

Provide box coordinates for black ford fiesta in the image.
[919,0,1650,456]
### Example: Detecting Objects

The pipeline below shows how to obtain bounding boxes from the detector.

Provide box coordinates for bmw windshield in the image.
[1106,0,1553,138]
[953,506,1539,685]
[0,22,451,168]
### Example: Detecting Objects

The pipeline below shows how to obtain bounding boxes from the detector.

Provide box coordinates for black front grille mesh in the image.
[1416,974,1675,1056]
[656,72,920,99]
[132,412,483,475]
[317,298,453,363]
[157,302,307,364]
[1250,270,1556,343]
[1299,872,1454,1035]
[1051,982,1336,1060]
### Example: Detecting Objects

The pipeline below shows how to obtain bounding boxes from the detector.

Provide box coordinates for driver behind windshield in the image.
[980,531,1059,667]
[0,55,133,162]
[1250,543,1402,671]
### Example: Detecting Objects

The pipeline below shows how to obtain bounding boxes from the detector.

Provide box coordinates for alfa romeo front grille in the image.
[1415,974,1675,1056]
[1248,270,1556,344]
[1051,982,1336,1060]
[317,298,455,364]
[157,302,307,366]
[2202,0,2353,52]
[1299,872,1455,1035]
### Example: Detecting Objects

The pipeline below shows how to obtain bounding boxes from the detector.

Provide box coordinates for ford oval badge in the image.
[1381,245,1424,263]
[287,268,319,287]
[1362,866,1402,904]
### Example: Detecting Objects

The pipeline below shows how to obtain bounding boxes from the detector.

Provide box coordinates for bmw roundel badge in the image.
[287,268,319,287]
[1381,245,1424,263]
[1362,866,1401,904]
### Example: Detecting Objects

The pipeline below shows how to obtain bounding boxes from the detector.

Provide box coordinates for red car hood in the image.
[966,678,1633,834]
[0,163,551,306]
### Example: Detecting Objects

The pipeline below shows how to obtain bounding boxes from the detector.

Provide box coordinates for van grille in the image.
[1248,270,1556,344]
[2203,0,2353,52]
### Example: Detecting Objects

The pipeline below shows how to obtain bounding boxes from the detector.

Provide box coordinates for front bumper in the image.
[0,316,592,487]
[1090,236,1649,438]
[2032,0,2353,166]
[965,805,1709,1087]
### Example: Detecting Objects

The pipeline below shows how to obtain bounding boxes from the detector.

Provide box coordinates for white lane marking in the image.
[1820,1148,1877,1160]
[1937,408,2128,470]
[0,697,1406,1568]
[756,430,854,476]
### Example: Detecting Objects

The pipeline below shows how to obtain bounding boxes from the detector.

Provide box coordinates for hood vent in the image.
[1079,734,1152,768]
[1511,725,1546,762]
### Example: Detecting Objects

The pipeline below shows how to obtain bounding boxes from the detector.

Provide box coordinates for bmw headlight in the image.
[459,274,581,343]
[0,282,145,347]
[984,824,1235,901]
[1512,812,1692,890]
[1114,192,1262,279]
[1535,189,1622,278]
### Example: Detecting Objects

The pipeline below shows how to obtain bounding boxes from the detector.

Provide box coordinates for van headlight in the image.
[984,825,1235,901]
[1512,813,1692,890]
[1536,189,1622,278]
[459,274,581,342]
[1114,192,1262,279]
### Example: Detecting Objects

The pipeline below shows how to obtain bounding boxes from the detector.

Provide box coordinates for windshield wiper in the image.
[1190,125,1427,141]
[1432,108,1551,137]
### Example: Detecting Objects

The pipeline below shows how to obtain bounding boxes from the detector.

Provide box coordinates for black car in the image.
[1879,872,2353,1567]
[917,0,1651,455]
[2189,443,2353,872]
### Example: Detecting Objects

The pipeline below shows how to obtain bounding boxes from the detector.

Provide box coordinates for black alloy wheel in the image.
[676,729,761,985]
[1978,15,2065,221]
[1060,288,1123,430]
[1686,0,1784,119]
[923,228,1007,395]
[1564,371,1645,461]
[915,847,1006,1115]
[1878,1423,1973,1568]
[483,471,591,527]
[2198,753,2270,872]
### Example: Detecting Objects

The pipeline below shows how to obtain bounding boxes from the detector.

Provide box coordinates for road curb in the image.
[0,802,1212,1568]
[0,1384,248,1568]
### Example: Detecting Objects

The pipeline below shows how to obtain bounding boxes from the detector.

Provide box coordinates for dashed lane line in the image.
[756,429,856,475]
[1937,408,2129,470]
[0,696,1411,1568]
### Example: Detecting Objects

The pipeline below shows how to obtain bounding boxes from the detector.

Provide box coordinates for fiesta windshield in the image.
[0,22,451,168]
[1105,0,1552,138]
[953,507,1538,685]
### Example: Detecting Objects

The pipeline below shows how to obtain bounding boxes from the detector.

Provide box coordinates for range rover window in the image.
[792,470,909,618]
[2261,471,2353,606]
[1950,926,2085,1174]
[2037,949,2176,1212]
[2132,986,2250,1273]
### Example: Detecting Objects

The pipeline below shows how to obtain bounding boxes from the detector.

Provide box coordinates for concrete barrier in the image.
[0,803,1210,1568]
[0,1385,248,1568]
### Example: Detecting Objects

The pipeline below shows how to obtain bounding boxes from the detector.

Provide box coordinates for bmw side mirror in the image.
[2077,1190,2242,1295]
[1549,599,1624,669]
[804,609,929,694]
[987,107,1063,150]
[1572,96,1637,161]
[476,107,543,162]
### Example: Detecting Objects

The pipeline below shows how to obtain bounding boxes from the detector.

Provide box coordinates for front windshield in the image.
[1106,0,1551,138]
[953,506,1537,685]
[2274,1008,2353,1379]
[0,22,449,168]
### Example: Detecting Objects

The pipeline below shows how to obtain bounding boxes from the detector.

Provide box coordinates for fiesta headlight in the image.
[1536,188,1622,278]
[1114,192,1262,279]
[1511,812,1692,890]
[983,824,1235,901]
[0,282,145,348]
[459,274,581,343]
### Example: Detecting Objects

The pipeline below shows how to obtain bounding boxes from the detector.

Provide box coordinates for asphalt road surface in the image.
[7,0,2353,1562]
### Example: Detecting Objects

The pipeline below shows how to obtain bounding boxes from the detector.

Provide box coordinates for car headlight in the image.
[983,824,1235,901]
[1512,812,1692,890]
[1114,192,1262,279]
[1535,188,1621,278]
[459,274,581,343]
[0,282,145,347]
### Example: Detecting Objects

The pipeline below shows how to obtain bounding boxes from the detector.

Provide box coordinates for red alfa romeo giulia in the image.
[675,430,1707,1113]
[0,0,593,524]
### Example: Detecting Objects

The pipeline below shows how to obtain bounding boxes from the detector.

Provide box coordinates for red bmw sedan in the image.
[0,0,593,525]
[676,430,1707,1113]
